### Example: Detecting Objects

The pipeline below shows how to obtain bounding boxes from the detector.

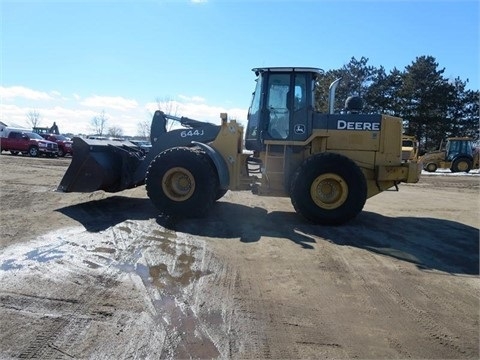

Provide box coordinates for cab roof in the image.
[252,67,324,76]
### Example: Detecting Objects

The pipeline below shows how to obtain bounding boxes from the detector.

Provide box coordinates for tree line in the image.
[90,110,124,138]
[25,55,477,149]
[314,56,479,151]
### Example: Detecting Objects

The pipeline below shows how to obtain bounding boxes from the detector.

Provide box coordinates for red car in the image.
[1,131,58,157]
[40,133,73,157]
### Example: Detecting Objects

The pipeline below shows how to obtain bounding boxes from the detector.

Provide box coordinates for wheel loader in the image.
[58,67,421,225]
[401,135,419,162]
[421,137,479,173]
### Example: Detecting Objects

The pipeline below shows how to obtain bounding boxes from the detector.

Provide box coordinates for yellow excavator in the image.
[58,67,421,225]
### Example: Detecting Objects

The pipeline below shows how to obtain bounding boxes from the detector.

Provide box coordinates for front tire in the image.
[290,153,367,225]
[28,146,39,157]
[425,163,438,172]
[145,147,218,218]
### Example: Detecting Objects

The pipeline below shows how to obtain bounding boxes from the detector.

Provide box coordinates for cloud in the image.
[145,98,248,126]
[0,104,30,126]
[80,95,139,111]
[2,85,248,137]
[0,103,99,135]
[0,86,54,101]
[178,94,206,103]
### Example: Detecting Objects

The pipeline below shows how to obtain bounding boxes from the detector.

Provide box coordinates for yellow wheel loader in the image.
[401,135,419,162]
[58,67,421,225]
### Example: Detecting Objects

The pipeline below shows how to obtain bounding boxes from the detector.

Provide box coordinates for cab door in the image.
[290,73,311,142]
[265,72,310,142]
[265,73,290,140]
[245,70,312,151]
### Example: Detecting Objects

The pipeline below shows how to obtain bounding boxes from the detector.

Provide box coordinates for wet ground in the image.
[0,155,479,359]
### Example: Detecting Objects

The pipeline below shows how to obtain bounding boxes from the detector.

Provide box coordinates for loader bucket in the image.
[57,137,145,193]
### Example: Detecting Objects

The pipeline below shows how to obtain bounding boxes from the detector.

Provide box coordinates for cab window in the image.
[267,73,290,139]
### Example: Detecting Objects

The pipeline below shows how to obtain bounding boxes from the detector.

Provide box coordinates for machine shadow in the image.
[162,201,479,276]
[56,196,158,232]
[57,196,478,275]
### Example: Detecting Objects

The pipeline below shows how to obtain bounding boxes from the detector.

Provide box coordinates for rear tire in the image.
[290,153,367,225]
[450,157,472,173]
[146,147,218,218]
[10,151,19,155]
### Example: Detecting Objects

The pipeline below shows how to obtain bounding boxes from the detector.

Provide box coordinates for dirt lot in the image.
[0,153,479,359]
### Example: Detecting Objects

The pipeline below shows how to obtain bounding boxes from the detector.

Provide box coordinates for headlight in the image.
[39,142,47,148]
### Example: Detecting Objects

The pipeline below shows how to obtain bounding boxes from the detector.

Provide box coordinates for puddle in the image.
[111,232,221,359]
[25,247,66,263]
[1,259,24,271]
[0,222,223,358]
[116,254,209,292]
[1,240,70,271]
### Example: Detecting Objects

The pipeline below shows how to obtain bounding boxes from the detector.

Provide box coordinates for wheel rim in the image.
[457,160,469,172]
[427,163,436,172]
[162,167,195,202]
[30,148,38,156]
[310,173,348,210]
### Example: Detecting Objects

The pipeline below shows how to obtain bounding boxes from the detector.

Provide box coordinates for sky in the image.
[1,0,479,137]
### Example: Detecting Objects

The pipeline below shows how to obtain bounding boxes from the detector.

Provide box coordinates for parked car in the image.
[86,135,108,140]
[0,130,58,157]
[40,133,73,157]
[130,140,152,153]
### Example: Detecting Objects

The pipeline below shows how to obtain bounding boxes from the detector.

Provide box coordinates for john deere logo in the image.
[336,120,380,131]
[294,124,305,134]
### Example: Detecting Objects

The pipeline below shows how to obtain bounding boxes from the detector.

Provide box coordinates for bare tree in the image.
[91,110,108,135]
[107,126,124,138]
[155,96,179,116]
[137,120,150,140]
[26,110,41,128]
[155,96,179,131]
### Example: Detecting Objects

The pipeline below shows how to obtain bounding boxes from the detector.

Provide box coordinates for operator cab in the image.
[445,138,474,161]
[245,67,323,151]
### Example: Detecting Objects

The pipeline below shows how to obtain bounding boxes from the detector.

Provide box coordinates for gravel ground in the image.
[0,153,479,359]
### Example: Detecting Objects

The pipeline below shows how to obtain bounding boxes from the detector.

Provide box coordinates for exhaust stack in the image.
[328,78,342,114]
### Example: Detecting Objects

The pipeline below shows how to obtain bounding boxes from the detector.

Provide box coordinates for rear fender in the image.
[192,141,230,189]
[452,154,473,163]
[132,124,221,184]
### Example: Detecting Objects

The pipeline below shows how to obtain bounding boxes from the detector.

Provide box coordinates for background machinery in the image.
[401,135,419,162]
[58,67,421,225]
[421,137,479,173]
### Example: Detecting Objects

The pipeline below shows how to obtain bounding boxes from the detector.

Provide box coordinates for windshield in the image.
[446,139,473,160]
[26,132,44,140]
[248,78,262,118]
[245,76,264,150]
